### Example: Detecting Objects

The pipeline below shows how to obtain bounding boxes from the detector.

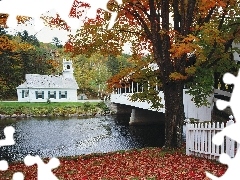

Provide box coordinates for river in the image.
[0,115,165,162]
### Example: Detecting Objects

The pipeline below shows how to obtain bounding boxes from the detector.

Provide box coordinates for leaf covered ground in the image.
[0,147,227,180]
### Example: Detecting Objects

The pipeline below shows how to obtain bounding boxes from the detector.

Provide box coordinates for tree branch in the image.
[185,0,196,35]
[128,1,151,20]
[118,29,146,37]
[172,0,181,32]
[198,6,216,26]
[122,4,152,40]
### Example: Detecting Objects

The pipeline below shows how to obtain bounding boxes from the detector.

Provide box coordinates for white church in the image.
[16,59,79,102]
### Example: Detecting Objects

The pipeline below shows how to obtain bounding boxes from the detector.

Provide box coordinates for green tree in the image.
[52,37,63,48]
[106,53,133,76]
[17,30,40,47]
[73,53,112,98]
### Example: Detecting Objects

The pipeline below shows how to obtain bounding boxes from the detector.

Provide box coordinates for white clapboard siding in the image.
[186,118,240,161]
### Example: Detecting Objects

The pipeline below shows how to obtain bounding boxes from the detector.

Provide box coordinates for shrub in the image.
[83,102,92,112]
[96,102,110,114]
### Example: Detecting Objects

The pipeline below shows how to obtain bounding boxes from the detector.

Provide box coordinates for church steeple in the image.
[62,59,74,79]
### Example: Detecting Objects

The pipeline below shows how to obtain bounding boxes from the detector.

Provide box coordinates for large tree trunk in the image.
[160,0,185,148]
[163,81,185,148]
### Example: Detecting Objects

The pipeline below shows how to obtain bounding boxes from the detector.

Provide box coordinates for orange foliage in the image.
[41,13,71,31]
[47,59,60,68]
[0,13,8,27]
[106,57,151,90]
[169,35,199,59]
[197,0,227,17]
[0,13,31,27]
[107,67,134,89]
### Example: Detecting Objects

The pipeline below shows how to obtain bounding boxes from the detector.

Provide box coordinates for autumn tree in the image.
[0,31,36,98]
[0,1,239,147]
[0,29,59,99]
[72,53,112,98]
[32,0,240,148]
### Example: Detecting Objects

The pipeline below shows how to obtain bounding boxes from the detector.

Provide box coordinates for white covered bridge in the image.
[110,86,231,124]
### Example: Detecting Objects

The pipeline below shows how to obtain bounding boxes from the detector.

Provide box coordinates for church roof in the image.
[17,74,79,89]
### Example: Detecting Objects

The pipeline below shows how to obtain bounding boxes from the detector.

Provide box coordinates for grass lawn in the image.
[0,102,98,108]
[0,147,227,180]
[0,101,106,117]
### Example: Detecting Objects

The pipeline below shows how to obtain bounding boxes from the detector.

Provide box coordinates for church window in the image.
[35,91,44,99]
[59,91,67,99]
[48,91,56,99]
[22,90,24,98]
[21,90,29,98]
[25,90,29,97]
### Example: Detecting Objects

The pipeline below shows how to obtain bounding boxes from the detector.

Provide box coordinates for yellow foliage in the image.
[15,41,35,51]
[16,16,32,24]
[169,72,188,81]
[0,35,16,54]
[0,35,34,55]
[200,24,226,45]
[185,66,196,76]
[183,34,198,42]
[12,36,35,52]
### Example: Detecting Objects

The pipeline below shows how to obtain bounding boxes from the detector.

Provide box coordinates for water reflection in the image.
[0,115,165,162]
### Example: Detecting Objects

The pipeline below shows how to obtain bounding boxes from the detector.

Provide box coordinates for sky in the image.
[5,1,132,54]
[7,9,75,44]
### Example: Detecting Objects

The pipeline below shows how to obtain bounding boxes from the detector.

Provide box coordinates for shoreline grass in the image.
[0,101,111,118]
[0,102,99,108]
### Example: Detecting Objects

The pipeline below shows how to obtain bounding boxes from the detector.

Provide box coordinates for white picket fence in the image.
[186,116,240,160]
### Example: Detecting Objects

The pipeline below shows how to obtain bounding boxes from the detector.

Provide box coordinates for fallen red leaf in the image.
[0,147,227,179]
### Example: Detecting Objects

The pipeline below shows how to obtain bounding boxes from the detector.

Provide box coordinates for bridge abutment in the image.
[129,107,165,125]
[115,103,132,115]
[112,103,165,125]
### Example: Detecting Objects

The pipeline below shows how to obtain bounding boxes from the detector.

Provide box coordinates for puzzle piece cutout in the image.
[0,126,15,171]
[0,126,15,146]
[78,0,122,30]
[0,0,122,31]
[12,172,24,180]
[0,160,8,171]
[206,149,240,180]
[0,126,24,180]
[50,0,79,30]
[24,155,60,180]
[0,162,24,180]
[42,0,123,30]
[0,126,60,180]
[206,69,240,179]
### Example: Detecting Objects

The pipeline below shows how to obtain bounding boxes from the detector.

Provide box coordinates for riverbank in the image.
[0,101,115,119]
[0,147,227,179]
